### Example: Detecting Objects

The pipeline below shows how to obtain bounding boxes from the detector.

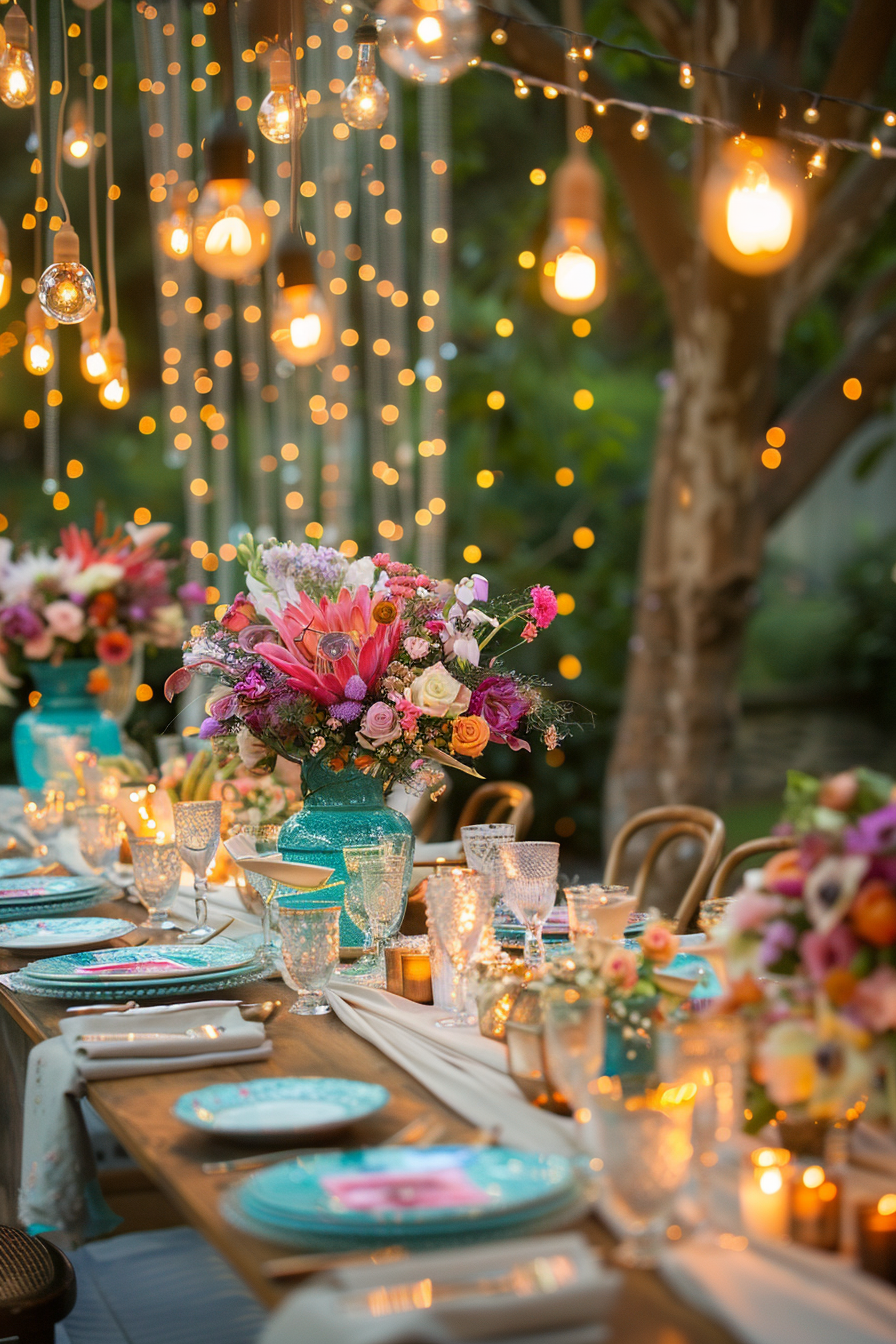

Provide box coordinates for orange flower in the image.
[372,598,398,625]
[850,880,896,947]
[451,714,490,758]
[823,967,857,1008]
[88,591,118,627]
[86,666,111,695]
[354,753,376,772]
[96,629,134,666]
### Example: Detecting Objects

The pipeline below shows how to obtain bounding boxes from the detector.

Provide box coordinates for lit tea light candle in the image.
[739,1147,791,1241]
[790,1163,840,1251]
[400,953,433,1004]
[857,1194,896,1285]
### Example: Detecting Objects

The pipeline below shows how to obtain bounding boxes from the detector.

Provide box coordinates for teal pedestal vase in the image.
[13,660,122,789]
[278,758,413,946]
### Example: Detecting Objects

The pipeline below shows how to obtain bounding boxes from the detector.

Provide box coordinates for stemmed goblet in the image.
[342,844,388,979]
[356,852,407,985]
[563,885,635,944]
[228,822,281,971]
[174,799,222,942]
[498,841,560,968]
[460,823,515,908]
[130,836,182,929]
[424,869,495,1027]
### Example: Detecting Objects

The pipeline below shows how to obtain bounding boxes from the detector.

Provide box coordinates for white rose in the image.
[67,562,125,596]
[344,555,375,592]
[408,661,471,719]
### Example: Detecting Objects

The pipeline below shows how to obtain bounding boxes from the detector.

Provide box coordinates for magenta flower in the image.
[1,603,44,642]
[177,581,207,606]
[344,675,368,701]
[845,805,896,855]
[800,923,859,984]
[528,585,558,629]
[469,675,531,752]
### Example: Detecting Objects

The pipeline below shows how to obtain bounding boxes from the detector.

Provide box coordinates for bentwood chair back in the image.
[454,782,535,840]
[705,834,793,904]
[0,1226,76,1344]
[604,805,726,933]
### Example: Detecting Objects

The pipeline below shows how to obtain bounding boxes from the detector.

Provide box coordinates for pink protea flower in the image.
[528,585,558,629]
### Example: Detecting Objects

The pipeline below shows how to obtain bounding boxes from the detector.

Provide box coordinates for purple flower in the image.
[343,675,367,701]
[1,603,44,642]
[199,716,227,739]
[472,574,489,602]
[331,699,363,722]
[758,918,798,968]
[233,667,272,701]
[178,581,207,605]
[845,804,896,855]
[209,691,239,721]
[469,675,531,752]
[801,923,859,984]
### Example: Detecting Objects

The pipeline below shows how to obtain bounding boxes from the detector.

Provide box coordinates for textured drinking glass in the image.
[279,904,340,1015]
[461,823,516,895]
[20,785,65,857]
[564,885,636,943]
[229,822,281,970]
[424,869,494,1027]
[131,837,182,929]
[657,1018,746,1228]
[542,991,607,1119]
[356,852,406,985]
[342,844,388,979]
[498,842,560,968]
[174,800,222,942]
[76,804,123,884]
[594,1074,695,1267]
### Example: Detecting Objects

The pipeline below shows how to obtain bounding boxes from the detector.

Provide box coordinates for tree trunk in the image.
[604,269,775,839]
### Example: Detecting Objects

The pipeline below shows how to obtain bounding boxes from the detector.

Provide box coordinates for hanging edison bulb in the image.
[539,154,607,315]
[270,235,334,366]
[257,47,307,144]
[79,309,109,384]
[0,4,35,108]
[38,223,97,323]
[341,24,390,129]
[376,0,479,84]
[193,115,270,280]
[62,98,93,166]
[24,297,54,375]
[700,134,807,275]
[98,326,129,408]
[158,182,194,259]
[0,219,11,310]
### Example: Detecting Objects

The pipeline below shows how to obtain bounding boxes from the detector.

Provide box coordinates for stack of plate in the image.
[0,916,137,956]
[174,1076,390,1141]
[494,905,570,945]
[222,1145,584,1251]
[6,941,266,1001]
[0,874,110,921]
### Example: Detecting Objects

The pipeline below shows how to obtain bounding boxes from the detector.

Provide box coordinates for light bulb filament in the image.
[554,247,597,302]
[205,211,253,258]
[726,164,793,256]
[416,16,443,43]
[290,313,323,349]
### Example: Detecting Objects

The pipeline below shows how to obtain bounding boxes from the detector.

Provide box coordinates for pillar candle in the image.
[790,1164,840,1251]
[857,1195,896,1285]
[739,1148,791,1241]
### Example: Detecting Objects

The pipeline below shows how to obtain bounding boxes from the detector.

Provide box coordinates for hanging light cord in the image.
[289,0,302,239]
[84,7,103,314]
[29,0,43,275]
[53,0,72,227]
[104,0,118,332]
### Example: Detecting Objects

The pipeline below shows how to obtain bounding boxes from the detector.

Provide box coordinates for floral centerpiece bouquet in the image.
[167,535,572,787]
[721,767,896,1131]
[0,513,187,702]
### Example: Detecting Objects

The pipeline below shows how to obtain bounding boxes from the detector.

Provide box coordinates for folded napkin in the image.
[259,1233,619,1344]
[19,1001,271,1245]
[326,978,579,1158]
[659,1233,896,1344]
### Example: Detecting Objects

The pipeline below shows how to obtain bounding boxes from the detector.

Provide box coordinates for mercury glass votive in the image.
[174,799,222,942]
[279,904,341,1015]
[424,869,494,1028]
[130,836,182,929]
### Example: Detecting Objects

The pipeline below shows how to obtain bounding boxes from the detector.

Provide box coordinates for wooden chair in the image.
[454,782,535,840]
[0,1227,76,1344]
[604,805,726,933]
[387,771,451,842]
[705,835,793,904]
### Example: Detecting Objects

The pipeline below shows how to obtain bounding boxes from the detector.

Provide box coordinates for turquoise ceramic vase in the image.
[12,660,122,789]
[604,995,660,1076]
[278,757,414,945]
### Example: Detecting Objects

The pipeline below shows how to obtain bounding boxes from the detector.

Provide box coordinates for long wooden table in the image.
[0,896,737,1343]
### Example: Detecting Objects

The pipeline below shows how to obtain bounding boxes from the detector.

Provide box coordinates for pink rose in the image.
[601,946,639,990]
[357,701,401,749]
[639,921,679,964]
[43,600,85,643]
[850,966,896,1033]
[403,636,430,660]
[728,889,786,933]
[23,630,54,659]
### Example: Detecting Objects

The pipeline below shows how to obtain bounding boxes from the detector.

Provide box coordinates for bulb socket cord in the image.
[52,222,80,264]
[5,3,30,50]
[354,22,379,45]
[67,96,86,132]
[269,46,292,89]
[80,306,100,340]
[550,154,603,227]
[205,111,250,182]
[276,234,315,289]
[25,295,45,331]
[103,324,125,369]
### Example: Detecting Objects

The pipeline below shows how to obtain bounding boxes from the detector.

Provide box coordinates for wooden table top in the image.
[0,894,736,1343]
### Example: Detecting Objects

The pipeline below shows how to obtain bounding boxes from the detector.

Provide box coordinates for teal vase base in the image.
[12,660,122,790]
[278,759,413,947]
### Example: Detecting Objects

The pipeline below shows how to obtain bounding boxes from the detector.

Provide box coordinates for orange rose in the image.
[88,591,117,627]
[86,666,111,695]
[451,714,490,758]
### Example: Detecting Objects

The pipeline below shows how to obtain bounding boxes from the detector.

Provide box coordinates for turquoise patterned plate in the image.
[173,1077,389,1140]
[0,893,110,922]
[20,941,260,984]
[239,1146,574,1231]
[0,917,134,953]
[0,875,107,901]
[0,857,42,880]
[5,963,265,1001]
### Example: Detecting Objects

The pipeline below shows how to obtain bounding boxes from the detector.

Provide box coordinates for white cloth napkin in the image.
[19,1001,270,1245]
[326,979,579,1157]
[259,1233,618,1344]
[659,1234,896,1344]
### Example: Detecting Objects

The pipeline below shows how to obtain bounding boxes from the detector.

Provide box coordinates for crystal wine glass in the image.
[498,841,560,968]
[424,869,495,1027]
[173,799,222,942]
[76,803,124,887]
[130,836,182,929]
[228,822,281,970]
[342,844,388,978]
[279,904,341,1015]
[542,989,607,1123]
[20,784,65,858]
[461,823,515,913]
[563,885,635,943]
[356,852,407,986]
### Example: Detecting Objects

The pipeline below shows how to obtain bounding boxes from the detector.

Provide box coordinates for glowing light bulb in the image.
[341,25,390,129]
[79,309,108,385]
[257,47,307,144]
[271,236,334,366]
[0,5,35,109]
[700,135,806,274]
[24,297,53,375]
[98,326,129,408]
[193,115,270,280]
[38,224,96,323]
[158,184,194,259]
[62,99,92,166]
[377,0,479,84]
[0,218,11,310]
[539,155,607,315]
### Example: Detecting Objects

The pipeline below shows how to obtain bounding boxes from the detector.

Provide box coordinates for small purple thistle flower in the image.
[343,675,367,701]
[331,700,363,722]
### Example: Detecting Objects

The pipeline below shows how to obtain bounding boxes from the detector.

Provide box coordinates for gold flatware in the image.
[200,1113,446,1176]
[66,1000,140,1015]
[239,999,281,1022]
[194,917,235,945]
[263,1245,406,1281]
